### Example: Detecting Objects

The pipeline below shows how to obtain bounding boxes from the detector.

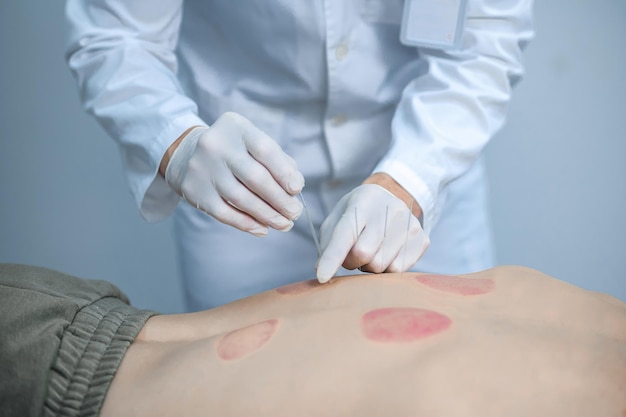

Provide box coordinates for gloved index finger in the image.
[316,214,358,283]
[242,123,305,195]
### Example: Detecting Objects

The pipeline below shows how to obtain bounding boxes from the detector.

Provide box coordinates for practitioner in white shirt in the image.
[65,0,534,310]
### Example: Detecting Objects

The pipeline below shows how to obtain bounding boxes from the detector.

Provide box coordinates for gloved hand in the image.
[165,112,304,236]
[316,184,429,283]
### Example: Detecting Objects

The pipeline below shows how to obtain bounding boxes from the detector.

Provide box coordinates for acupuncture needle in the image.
[354,207,360,271]
[382,205,389,273]
[401,199,414,279]
[298,192,321,257]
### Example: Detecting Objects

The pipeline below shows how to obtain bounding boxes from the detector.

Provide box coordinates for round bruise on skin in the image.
[275,279,319,295]
[217,319,279,361]
[362,307,451,343]
[415,274,495,296]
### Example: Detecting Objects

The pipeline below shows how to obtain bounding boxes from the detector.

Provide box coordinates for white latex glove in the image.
[165,112,304,236]
[316,184,429,283]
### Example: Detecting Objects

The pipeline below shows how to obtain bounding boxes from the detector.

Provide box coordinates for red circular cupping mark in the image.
[415,274,495,296]
[217,319,279,361]
[275,280,319,295]
[362,307,451,343]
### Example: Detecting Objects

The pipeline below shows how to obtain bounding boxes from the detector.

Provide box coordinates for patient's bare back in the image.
[103,266,626,417]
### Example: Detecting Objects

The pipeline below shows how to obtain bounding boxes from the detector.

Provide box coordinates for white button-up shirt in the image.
[66,0,533,237]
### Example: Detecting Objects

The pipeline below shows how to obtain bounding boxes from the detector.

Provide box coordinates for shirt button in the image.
[330,114,348,126]
[335,43,349,61]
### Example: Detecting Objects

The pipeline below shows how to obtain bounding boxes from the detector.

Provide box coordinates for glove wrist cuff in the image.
[363,173,423,221]
[165,126,209,192]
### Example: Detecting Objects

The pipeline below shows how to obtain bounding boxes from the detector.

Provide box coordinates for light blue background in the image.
[1,1,624,312]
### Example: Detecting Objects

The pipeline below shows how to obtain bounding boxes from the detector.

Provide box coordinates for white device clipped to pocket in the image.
[400,0,468,50]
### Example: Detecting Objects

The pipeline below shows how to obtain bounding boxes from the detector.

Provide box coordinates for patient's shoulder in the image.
[473,265,588,293]
[475,264,549,279]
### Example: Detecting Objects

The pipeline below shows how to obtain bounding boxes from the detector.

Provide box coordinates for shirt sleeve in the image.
[373,0,534,235]
[65,0,207,222]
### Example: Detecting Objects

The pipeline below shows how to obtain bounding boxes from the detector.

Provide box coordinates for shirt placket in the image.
[322,1,353,180]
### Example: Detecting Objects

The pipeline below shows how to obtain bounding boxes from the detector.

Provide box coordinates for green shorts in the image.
[0,264,158,417]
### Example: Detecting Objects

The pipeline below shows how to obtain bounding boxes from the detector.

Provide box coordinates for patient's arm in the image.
[102,266,626,417]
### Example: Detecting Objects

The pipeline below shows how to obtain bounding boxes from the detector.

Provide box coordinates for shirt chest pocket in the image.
[359,0,404,25]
